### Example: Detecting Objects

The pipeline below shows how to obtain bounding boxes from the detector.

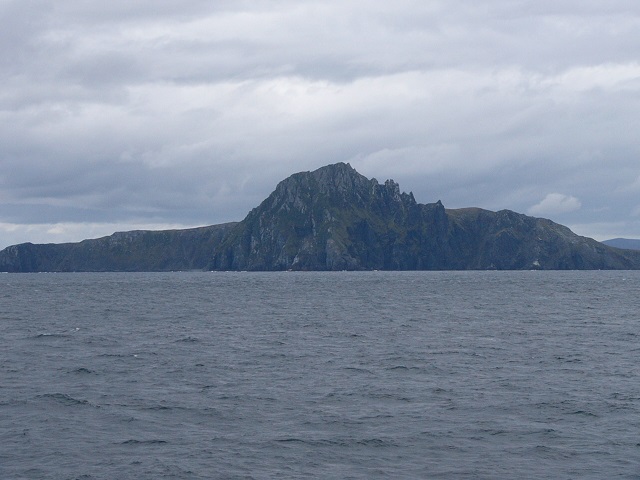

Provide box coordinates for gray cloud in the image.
[528,193,582,216]
[2,0,640,248]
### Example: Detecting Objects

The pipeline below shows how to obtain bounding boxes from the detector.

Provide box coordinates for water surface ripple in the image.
[1,271,639,479]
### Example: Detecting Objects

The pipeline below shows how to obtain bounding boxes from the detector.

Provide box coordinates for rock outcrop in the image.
[0,224,235,272]
[211,163,451,270]
[445,208,638,270]
[2,162,639,271]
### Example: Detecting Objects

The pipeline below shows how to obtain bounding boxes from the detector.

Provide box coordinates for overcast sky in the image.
[1,0,640,249]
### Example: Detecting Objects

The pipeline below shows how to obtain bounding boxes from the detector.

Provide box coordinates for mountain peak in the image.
[3,163,640,272]
[269,162,415,210]
[213,164,442,270]
[275,162,369,197]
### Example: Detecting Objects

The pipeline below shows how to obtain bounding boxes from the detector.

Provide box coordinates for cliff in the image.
[445,208,638,270]
[2,163,639,271]
[0,223,235,272]
[211,163,451,270]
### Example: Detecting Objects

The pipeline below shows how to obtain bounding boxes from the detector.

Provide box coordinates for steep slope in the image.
[210,163,451,270]
[446,208,640,270]
[2,162,640,272]
[0,223,235,272]
[210,162,640,270]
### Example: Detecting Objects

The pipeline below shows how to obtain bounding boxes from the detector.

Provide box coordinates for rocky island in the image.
[2,163,639,272]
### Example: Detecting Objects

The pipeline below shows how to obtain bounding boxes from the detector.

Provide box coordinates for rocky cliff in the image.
[0,223,235,272]
[445,208,638,270]
[211,163,451,270]
[2,163,639,271]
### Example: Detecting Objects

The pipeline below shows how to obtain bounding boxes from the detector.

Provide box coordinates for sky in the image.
[1,0,640,249]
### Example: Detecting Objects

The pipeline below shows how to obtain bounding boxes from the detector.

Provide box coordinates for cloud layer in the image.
[2,0,640,247]
[529,193,582,216]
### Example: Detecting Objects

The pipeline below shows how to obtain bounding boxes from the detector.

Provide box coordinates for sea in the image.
[1,271,639,479]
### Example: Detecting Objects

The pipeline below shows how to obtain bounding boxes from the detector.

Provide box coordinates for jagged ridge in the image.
[211,163,451,270]
[1,162,639,271]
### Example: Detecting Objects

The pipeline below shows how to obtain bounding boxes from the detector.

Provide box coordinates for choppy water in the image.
[1,271,639,479]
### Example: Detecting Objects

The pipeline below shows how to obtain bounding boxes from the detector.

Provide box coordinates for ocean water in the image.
[1,271,639,479]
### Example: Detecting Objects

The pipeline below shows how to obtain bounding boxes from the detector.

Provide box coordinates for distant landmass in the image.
[602,238,640,251]
[2,163,640,272]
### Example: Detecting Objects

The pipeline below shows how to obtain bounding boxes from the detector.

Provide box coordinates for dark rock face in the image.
[2,162,640,271]
[211,163,451,270]
[445,208,639,270]
[0,224,236,272]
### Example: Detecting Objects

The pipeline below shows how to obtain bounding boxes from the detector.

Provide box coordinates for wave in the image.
[175,336,200,343]
[342,366,374,374]
[32,333,70,339]
[119,439,168,445]
[569,410,599,417]
[130,403,175,411]
[37,393,94,407]
[386,364,427,371]
[275,437,397,448]
[70,367,97,375]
